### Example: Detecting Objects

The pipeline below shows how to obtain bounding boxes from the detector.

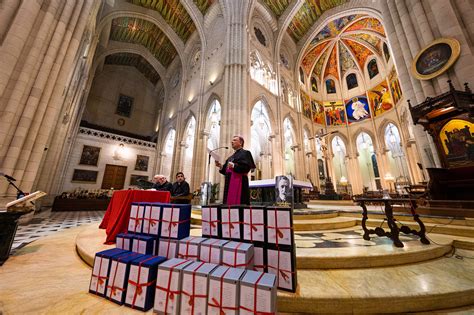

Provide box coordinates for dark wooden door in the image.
[101,164,127,190]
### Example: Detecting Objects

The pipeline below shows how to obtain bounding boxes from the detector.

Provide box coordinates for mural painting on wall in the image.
[367,81,393,117]
[311,76,318,92]
[130,174,149,186]
[72,169,98,183]
[345,96,371,124]
[326,79,336,94]
[135,155,149,171]
[79,145,100,166]
[324,101,346,126]
[300,91,312,119]
[311,100,326,125]
[367,59,379,79]
[116,94,134,117]
[346,73,358,90]
[439,119,474,168]
[388,68,403,105]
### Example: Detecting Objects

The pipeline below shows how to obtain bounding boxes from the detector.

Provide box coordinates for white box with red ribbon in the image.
[157,238,179,259]
[142,204,162,235]
[89,248,128,297]
[222,241,254,270]
[207,266,245,315]
[199,238,228,264]
[180,261,219,315]
[201,206,221,238]
[131,235,156,255]
[177,236,206,261]
[128,203,145,234]
[154,258,193,315]
[220,205,242,240]
[242,205,265,242]
[239,270,277,315]
[116,233,135,251]
[124,255,166,311]
[266,206,294,246]
[266,247,297,292]
[160,204,191,240]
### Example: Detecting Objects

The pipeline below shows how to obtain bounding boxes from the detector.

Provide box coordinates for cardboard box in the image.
[89,248,128,296]
[128,203,145,233]
[105,252,144,304]
[239,270,277,315]
[199,238,228,264]
[222,241,254,269]
[180,262,219,315]
[266,247,297,292]
[157,238,179,259]
[266,206,294,246]
[207,266,245,315]
[242,206,266,242]
[160,204,191,239]
[132,235,157,255]
[177,236,206,261]
[116,233,135,251]
[201,206,220,238]
[142,203,162,235]
[220,205,242,240]
[154,258,193,315]
[253,245,266,272]
[124,255,167,311]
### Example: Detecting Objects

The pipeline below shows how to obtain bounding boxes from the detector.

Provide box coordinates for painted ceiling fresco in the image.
[261,0,292,18]
[287,0,348,43]
[109,17,178,68]
[301,14,388,82]
[193,0,215,15]
[104,52,161,85]
[127,0,196,42]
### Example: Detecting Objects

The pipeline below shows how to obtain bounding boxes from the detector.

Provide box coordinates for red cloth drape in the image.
[99,190,170,244]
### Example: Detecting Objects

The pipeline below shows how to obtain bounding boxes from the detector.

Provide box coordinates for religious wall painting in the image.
[130,174,149,186]
[72,169,98,183]
[311,100,325,125]
[346,17,385,36]
[342,39,372,71]
[412,38,460,80]
[367,81,393,117]
[383,42,390,62]
[339,42,357,76]
[314,47,330,78]
[116,94,134,117]
[311,76,318,93]
[345,96,370,124]
[326,79,336,94]
[300,91,312,119]
[388,68,403,105]
[367,59,379,79]
[439,119,474,168]
[302,41,330,74]
[324,101,346,126]
[79,145,100,166]
[324,45,339,80]
[348,33,381,53]
[134,155,149,171]
[346,73,358,90]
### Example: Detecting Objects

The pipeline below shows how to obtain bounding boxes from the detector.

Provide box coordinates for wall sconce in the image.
[209,80,214,86]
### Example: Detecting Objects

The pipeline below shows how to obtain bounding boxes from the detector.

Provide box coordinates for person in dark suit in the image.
[215,136,255,205]
[170,172,190,204]
[152,174,172,192]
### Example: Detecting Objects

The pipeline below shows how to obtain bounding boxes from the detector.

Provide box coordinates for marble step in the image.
[192,209,339,220]
[278,249,474,314]
[307,199,354,205]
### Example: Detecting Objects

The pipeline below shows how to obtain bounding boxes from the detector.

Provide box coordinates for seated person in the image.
[170,172,191,204]
[152,174,173,192]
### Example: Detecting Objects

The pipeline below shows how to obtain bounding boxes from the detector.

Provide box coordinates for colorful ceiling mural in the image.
[301,14,388,84]
[104,53,161,85]
[193,0,215,15]
[287,0,348,43]
[261,0,292,18]
[109,17,178,68]
[127,0,196,43]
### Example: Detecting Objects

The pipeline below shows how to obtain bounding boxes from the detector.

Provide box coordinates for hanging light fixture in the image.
[210,105,218,127]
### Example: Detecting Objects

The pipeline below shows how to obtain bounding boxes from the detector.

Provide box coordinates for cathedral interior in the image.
[0,0,474,313]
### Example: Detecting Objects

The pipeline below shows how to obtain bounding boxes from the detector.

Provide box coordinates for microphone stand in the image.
[207,146,228,205]
[3,176,26,199]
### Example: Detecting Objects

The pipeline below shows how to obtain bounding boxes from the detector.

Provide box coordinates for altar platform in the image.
[1,208,474,314]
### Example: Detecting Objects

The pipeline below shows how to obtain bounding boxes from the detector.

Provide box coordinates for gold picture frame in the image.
[411,38,460,80]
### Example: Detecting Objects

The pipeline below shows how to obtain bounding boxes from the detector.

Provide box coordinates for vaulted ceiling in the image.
[301,14,388,82]
[105,52,161,85]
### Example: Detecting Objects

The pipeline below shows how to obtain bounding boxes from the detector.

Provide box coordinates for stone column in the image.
[347,153,362,194]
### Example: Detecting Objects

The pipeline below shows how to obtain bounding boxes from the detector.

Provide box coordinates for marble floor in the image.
[1,210,474,314]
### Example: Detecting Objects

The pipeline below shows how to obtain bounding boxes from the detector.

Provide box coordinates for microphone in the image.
[0,172,16,181]
[210,146,228,153]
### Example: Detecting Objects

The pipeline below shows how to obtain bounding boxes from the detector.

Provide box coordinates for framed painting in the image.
[439,119,474,168]
[134,155,149,171]
[79,145,100,166]
[72,169,98,183]
[130,175,149,186]
[116,94,134,117]
[345,96,370,124]
[411,38,460,80]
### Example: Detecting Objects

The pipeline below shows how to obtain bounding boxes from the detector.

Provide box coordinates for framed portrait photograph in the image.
[79,145,100,166]
[130,174,149,186]
[116,94,134,117]
[275,175,293,205]
[134,155,149,171]
[72,169,98,183]
[412,38,460,80]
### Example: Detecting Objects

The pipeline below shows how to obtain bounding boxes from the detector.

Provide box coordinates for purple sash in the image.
[226,168,245,205]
